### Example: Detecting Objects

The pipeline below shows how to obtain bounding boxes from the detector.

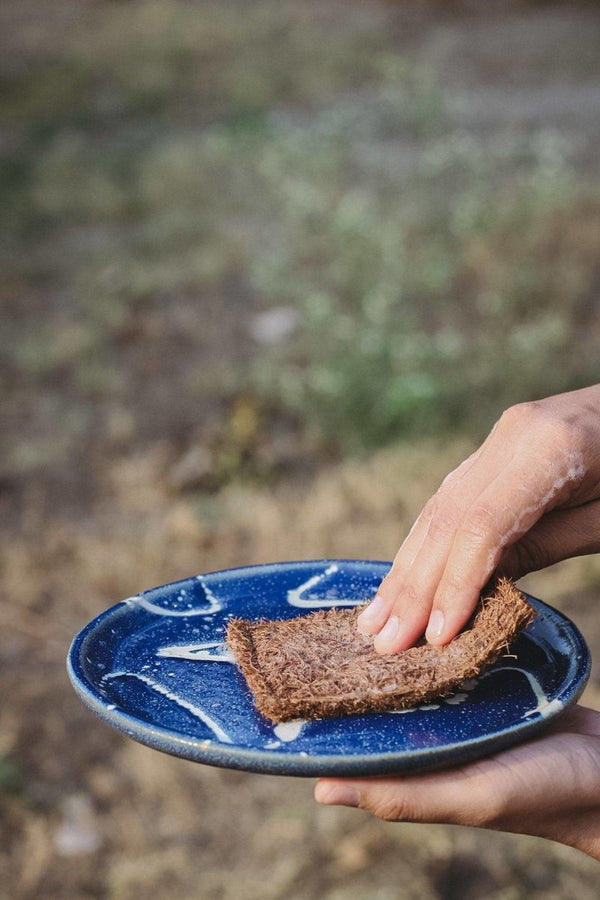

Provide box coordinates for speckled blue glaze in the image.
[67,559,590,777]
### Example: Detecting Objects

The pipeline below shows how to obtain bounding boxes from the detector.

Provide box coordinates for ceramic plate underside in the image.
[67,560,590,776]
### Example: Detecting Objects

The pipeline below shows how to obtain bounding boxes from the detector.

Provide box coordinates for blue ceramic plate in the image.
[67,560,590,777]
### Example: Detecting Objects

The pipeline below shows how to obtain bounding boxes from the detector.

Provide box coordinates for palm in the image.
[317,705,600,857]
[428,705,600,833]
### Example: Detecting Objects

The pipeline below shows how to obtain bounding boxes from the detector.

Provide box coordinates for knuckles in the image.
[363,791,419,823]
[459,503,499,546]
[497,401,588,456]
[426,510,459,544]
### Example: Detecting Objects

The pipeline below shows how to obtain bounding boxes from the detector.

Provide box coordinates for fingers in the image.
[357,447,495,650]
[545,704,600,737]
[357,426,513,651]
[422,456,590,644]
[315,706,600,840]
[358,400,593,652]
[423,467,564,643]
[315,766,500,828]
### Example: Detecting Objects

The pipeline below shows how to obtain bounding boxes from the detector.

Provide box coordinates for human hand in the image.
[357,385,600,652]
[315,704,600,860]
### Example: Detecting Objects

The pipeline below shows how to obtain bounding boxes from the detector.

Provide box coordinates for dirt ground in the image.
[2,1,600,898]
[3,440,600,899]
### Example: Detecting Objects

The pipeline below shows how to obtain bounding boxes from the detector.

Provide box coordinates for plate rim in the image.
[67,558,591,777]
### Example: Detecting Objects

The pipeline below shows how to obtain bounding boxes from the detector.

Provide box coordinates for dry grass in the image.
[2,438,600,898]
[3,1,600,896]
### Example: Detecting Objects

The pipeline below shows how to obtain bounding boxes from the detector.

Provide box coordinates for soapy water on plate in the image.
[107,566,559,749]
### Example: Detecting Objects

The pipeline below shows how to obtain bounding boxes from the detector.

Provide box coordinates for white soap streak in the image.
[391,703,439,716]
[157,642,235,663]
[104,671,232,743]
[196,575,224,614]
[287,564,363,608]
[273,720,306,742]
[487,452,586,570]
[536,697,565,718]
[444,692,469,705]
[390,679,479,715]
[480,665,560,719]
[389,666,558,720]
[125,581,222,617]
[391,703,441,715]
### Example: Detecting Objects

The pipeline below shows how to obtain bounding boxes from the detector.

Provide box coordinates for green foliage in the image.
[246,107,599,446]
[2,0,600,465]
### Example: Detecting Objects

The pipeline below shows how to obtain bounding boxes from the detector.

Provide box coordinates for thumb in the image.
[497,501,600,580]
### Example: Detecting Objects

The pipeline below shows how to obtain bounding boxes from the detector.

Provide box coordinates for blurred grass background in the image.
[2,1,600,897]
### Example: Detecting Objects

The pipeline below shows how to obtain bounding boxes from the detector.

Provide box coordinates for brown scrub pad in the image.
[226,578,535,723]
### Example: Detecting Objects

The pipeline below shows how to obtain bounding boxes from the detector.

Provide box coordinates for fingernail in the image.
[315,783,360,807]
[357,594,386,633]
[373,615,401,653]
[426,609,445,643]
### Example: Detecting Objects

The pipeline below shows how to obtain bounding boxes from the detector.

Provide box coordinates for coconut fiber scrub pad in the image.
[226,579,535,723]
